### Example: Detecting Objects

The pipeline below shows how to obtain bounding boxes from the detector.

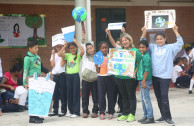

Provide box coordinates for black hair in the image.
[139,40,149,48]
[27,40,38,48]
[68,42,78,60]
[155,32,168,44]
[17,77,23,86]
[13,23,20,33]
[185,47,192,54]
[173,57,182,65]
[98,41,109,50]
[10,63,23,73]
[181,57,187,61]
[86,43,93,47]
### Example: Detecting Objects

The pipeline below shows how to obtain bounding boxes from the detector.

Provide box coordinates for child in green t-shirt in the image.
[137,40,154,124]
[23,40,49,123]
[58,38,84,118]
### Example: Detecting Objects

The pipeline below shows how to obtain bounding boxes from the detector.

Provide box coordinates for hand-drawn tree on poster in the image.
[25,16,46,45]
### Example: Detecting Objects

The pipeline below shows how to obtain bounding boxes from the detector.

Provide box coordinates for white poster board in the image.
[108,22,126,30]
[28,77,55,117]
[52,33,64,47]
[144,9,176,29]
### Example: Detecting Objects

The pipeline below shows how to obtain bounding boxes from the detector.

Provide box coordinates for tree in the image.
[25,16,43,38]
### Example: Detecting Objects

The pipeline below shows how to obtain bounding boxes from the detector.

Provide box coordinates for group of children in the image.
[48,24,182,125]
[0,23,188,126]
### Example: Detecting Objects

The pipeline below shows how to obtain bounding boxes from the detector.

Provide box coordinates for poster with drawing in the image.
[0,15,46,48]
[28,76,55,117]
[144,10,176,29]
[108,48,136,77]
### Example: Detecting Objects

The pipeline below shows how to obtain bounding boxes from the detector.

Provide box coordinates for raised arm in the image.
[73,38,84,57]
[81,31,85,44]
[50,49,55,67]
[105,28,116,48]
[57,41,67,58]
[141,26,147,39]
[60,57,66,67]
[173,24,180,37]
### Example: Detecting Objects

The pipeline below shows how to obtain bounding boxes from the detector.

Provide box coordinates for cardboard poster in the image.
[108,48,136,77]
[108,22,126,30]
[61,25,75,43]
[144,9,176,29]
[52,33,64,47]
[28,75,55,117]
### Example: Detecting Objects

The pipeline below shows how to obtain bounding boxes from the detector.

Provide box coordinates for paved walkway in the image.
[0,87,194,126]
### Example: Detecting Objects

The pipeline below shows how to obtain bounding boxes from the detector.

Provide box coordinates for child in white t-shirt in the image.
[49,43,67,117]
[2,78,27,112]
[172,57,191,88]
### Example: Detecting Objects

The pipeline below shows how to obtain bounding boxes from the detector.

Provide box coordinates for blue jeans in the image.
[139,80,153,118]
[66,73,80,116]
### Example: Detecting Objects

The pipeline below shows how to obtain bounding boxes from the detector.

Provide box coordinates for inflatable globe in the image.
[72,6,87,22]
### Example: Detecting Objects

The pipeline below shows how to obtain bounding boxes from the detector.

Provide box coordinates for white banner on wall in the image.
[144,9,176,30]
[0,15,46,47]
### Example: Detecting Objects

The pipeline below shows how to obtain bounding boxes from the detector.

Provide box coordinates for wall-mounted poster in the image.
[144,10,176,30]
[108,48,136,77]
[0,14,46,48]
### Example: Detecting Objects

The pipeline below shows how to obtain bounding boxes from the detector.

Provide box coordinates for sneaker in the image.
[141,117,155,124]
[189,90,192,94]
[99,114,105,120]
[176,84,183,88]
[91,113,98,118]
[48,112,58,116]
[82,113,88,118]
[58,113,66,117]
[138,117,147,122]
[29,117,43,123]
[117,115,128,121]
[37,117,44,120]
[70,114,79,118]
[65,113,72,117]
[156,117,165,122]
[108,114,114,120]
[126,114,136,122]
[165,119,175,125]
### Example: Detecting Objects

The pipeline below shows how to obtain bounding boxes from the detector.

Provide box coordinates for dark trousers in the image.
[82,80,98,114]
[115,78,138,116]
[97,76,115,115]
[152,76,172,119]
[66,73,80,115]
[113,82,123,113]
[1,91,14,101]
[175,75,191,87]
[2,104,25,112]
[53,73,67,114]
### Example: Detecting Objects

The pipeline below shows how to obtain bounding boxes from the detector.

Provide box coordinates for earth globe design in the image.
[114,63,127,75]
[72,6,87,22]
[155,17,166,27]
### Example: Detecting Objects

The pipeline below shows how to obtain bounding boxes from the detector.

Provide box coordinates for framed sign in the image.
[144,9,176,30]
[0,14,46,48]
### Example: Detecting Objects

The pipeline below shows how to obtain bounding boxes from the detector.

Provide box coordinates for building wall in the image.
[0,4,194,73]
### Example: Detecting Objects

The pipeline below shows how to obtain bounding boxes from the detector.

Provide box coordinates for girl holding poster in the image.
[105,29,142,122]
[140,25,183,125]
[58,38,84,118]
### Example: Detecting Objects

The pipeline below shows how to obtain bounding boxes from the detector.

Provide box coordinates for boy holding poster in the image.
[105,28,142,122]
[23,40,49,123]
[137,40,154,124]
